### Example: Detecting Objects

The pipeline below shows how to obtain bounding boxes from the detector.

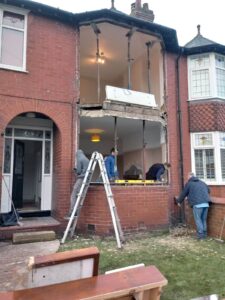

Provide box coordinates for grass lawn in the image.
[59,230,225,300]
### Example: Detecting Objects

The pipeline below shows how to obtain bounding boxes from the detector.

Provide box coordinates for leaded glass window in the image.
[3,138,12,173]
[194,149,215,180]
[44,141,51,174]
[194,133,213,146]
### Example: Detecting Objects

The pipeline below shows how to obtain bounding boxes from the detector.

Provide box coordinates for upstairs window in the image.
[189,53,225,100]
[216,55,225,98]
[0,7,27,71]
[190,55,210,98]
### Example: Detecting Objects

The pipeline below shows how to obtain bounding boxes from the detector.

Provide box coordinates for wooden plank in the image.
[33,247,99,275]
[27,247,100,288]
[0,266,167,300]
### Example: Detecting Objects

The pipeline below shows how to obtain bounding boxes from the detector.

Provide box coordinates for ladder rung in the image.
[61,152,124,248]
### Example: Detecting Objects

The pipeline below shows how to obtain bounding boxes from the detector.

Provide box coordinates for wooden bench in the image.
[27,246,99,288]
[0,265,167,300]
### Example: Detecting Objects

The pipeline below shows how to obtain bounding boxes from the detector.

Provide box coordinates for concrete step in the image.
[13,231,56,244]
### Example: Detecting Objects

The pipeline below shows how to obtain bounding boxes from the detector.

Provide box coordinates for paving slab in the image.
[0,239,60,291]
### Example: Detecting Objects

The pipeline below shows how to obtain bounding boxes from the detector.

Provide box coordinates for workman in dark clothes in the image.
[146,162,171,181]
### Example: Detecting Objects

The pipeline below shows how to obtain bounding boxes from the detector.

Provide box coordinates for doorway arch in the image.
[1,112,54,214]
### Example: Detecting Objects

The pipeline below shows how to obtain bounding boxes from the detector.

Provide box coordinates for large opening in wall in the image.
[80,22,164,106]
[79,116,167,182]
[79,22,168,182]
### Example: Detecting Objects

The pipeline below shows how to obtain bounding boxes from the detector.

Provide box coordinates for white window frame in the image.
[215,54,225,98]
[191,131,225,185]
[0,4,28,72]
[1,124,53,213]
[188,53,225,101]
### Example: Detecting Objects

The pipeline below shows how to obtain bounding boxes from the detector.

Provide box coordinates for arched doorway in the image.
[1,112,53,215]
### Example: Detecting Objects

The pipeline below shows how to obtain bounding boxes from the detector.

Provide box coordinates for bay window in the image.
[219,132,225,180]
[191,132,225,184]
[216,55,225,98]
[0,6,27,71]
[190,55,210,98]
[189,53,225,100]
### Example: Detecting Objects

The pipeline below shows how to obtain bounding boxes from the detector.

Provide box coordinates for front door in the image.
[1,126,53,213]
[12,141,24,208]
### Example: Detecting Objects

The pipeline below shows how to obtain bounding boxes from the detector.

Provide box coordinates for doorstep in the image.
[0,217,60,240]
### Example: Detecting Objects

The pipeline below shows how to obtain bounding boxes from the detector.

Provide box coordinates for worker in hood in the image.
[65,149,89,219]
[176,172,211,240]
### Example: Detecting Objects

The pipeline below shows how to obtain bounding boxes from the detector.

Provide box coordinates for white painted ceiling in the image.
[80,115,160,138]
[80,22,158,81]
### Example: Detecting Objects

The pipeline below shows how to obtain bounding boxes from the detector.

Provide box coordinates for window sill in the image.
[0,65,28,74]
[188,97,225,102]
[205,181,225,186]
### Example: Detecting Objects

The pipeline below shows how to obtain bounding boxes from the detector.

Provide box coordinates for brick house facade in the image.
[0,3,78,227]
[0,0,224,240]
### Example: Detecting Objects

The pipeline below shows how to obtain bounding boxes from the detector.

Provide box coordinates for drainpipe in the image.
[160,40,169,165]
[176,47,185,223]
[142,120,146,179]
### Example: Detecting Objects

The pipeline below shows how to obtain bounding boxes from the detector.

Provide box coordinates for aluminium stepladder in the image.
[61,151,125,248]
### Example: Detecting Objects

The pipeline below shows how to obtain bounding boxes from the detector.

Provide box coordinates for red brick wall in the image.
[208,203,225,239]
[165,53,190,222]
[0,10,191,235]
[186,198,225,240]
[75,185,169,235]
[189,100,225,132]
[0,13,78,103]
[210,186,225,197]
[0,13,79,220]
[0,95,76,219]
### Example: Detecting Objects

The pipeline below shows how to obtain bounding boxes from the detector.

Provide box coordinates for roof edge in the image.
[0,0,180,53]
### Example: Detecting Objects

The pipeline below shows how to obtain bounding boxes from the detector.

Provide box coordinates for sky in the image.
[32,0,225,46]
